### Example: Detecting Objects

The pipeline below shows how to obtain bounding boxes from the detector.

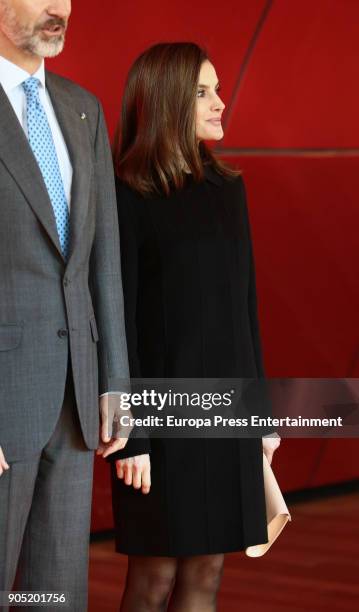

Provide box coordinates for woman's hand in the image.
[262,433,281,465]
[115,454,151,494]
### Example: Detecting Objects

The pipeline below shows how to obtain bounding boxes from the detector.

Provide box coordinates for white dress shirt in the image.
[0,55,73,207]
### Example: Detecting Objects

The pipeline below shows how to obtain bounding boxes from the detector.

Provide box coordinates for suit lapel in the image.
[0,84,64,259]
[0,73,93,266]
[45,72,93,266]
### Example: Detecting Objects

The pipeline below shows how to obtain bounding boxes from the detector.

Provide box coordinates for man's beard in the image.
[0,3,66,58]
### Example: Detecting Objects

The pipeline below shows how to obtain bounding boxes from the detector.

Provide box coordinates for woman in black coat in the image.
[108,42,281,612]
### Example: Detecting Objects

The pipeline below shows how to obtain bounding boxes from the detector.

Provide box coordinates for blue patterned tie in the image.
[22,77,70,259]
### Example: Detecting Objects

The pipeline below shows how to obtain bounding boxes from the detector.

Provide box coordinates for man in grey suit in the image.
[0,1,131,609]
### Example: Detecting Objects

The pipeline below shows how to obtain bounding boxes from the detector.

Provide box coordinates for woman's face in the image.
[195,60,225,142]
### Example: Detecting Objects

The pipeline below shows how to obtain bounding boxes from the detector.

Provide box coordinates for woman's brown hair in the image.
[113,42,240,196]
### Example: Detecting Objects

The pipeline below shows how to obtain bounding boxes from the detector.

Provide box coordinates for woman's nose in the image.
[212,96,225,111]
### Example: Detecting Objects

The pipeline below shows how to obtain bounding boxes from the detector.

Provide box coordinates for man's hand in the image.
[115,454,151,494]
[96,393,133,459]
[0,446,9,477]
[262,433,281,465]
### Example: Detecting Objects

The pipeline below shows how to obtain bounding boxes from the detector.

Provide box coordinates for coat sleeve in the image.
[239,176,277,436]
[239,176,266,377]
[106,180,151,461]
[89,101,130,394]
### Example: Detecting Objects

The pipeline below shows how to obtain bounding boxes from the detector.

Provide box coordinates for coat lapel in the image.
[45,72,93,266]
[0,73,93,266]
[0,84,64,259]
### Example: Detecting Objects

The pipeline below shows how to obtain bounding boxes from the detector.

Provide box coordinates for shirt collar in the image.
[0,55,46,95]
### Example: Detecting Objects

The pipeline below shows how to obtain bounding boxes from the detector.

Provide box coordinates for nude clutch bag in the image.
[245,452,291,557]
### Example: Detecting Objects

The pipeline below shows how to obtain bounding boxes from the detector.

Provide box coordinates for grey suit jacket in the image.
[0,71,130,461]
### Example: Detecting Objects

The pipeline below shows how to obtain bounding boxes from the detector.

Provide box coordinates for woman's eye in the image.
[197,89,205,97]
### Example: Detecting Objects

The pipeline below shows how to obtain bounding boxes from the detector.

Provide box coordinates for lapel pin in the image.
[80,112,87,120]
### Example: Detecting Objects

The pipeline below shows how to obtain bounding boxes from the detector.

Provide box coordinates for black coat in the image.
[109,166,270,555]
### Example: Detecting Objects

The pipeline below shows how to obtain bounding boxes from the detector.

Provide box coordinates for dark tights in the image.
[120,554,224,612]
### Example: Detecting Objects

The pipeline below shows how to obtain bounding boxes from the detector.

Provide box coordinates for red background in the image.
[48,0,359,531]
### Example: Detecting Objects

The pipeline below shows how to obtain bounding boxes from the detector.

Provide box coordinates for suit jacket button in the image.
[58,329,68,338]
[63,277,70,287]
